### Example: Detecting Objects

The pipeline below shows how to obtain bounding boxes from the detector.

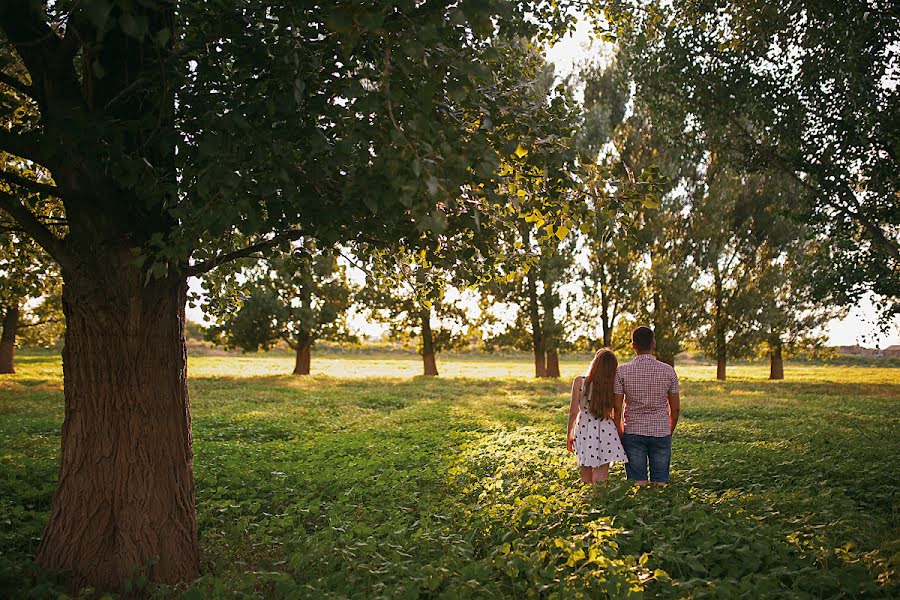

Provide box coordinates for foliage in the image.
[624,132,699,364]
[688,161,768,363]
[201,244,356,352]
[605,0,900,319]
[14,278,63,349]
[0,153,63,348]
[1,353,898,597]
[357,260,469,357]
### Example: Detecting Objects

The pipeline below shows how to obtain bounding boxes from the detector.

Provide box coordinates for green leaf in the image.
[119,13,149,40]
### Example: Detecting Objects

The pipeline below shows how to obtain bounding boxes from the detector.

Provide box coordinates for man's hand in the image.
[566,433,575,453]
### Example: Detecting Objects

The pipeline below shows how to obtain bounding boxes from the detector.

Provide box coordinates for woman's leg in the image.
[579,465,593,483]
[591,464,610,487]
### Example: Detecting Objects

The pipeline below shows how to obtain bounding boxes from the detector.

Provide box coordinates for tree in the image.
[570,56,643,350]
[733,173,847,379]
[201,243,355,375]
[607,0,899,318]
[540,243,572,377]
[688,161,767,380]
[607,111,698,366]
[748,240,845,379]
[0,176,62,373]
[573,232,640,349]
[0,1,583,589]
[478,217,576,378]
[359,263,468,376]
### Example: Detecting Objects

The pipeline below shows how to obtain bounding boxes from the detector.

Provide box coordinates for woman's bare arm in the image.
[566,376,582,451]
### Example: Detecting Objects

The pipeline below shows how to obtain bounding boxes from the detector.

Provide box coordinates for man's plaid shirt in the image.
[614,354,680,437]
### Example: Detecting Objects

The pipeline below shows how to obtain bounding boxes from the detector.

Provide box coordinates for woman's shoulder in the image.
[571,375,586,394]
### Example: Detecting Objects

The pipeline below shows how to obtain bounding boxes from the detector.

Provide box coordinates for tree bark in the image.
[713,265,727,381]
[421,310,438,376]
[1,1,196,592]
[545,349,560,378]
[601,318,611,348]
[293,343,311,375]
[36,273,198,591]
[293,331,312,376]
[526,268,545,378]
[0,304,19,374]
[599,263,613,348]
[769,341,784,380]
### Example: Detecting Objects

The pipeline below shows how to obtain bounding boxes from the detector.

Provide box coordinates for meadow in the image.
[1,351,898,598]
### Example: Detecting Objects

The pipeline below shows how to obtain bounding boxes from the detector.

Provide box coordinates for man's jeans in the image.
[622,433,672,483]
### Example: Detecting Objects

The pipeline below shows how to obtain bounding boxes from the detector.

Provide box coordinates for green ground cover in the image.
[1,352,898,598]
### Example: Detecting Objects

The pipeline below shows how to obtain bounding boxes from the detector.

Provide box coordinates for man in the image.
[613,326,681,486]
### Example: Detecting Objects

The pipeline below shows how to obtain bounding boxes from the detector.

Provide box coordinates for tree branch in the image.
[186,230,307,276]
[0,1,86,118]
[0,168,62,198]
[696,88,899,261]
[0,71,33,98]
[19,317,60,329]
[0,190,72,270]
[0,129,49,166]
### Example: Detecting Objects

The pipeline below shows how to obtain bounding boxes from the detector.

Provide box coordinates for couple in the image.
[566,326,681,487]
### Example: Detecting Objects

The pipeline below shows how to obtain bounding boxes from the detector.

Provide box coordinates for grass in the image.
[1,351,898,598]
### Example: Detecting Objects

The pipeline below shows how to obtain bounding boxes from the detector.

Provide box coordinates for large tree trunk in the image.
[713,266,727,381]
[293,331,312,376]
[0,304,19,374]
[1,0,193,592]
[545,350,560,378]
[36,272,198,591]
[421,310,438,376]
[769,341,784,380]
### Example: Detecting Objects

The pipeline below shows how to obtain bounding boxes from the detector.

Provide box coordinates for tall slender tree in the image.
[735,173,847,379]
[201,243,355,375]
[358,264,468,377]
[688,161,765,380]
[607,0,899,317]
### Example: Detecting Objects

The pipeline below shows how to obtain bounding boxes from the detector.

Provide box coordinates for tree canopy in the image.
[605,0,899,318]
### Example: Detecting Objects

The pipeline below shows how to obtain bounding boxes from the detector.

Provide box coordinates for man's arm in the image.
[613,367,625,437]
[566,376,582,452]
[614,393,625,437]
[668,392,680,434]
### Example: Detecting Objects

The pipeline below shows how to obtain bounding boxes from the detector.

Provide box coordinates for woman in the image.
[566,348,628,485]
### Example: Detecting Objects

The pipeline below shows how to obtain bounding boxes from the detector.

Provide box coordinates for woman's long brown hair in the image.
[583,348,618,419]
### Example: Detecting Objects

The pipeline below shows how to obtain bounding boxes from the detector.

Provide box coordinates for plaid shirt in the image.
[614,354,680,437]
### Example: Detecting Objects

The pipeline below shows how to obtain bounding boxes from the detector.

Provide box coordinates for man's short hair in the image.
[632,326,654,351]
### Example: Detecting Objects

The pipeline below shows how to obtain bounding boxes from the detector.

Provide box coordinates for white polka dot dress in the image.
[574,380,628,468]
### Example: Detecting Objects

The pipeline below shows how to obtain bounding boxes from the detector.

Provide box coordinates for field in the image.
[1,352,898,598]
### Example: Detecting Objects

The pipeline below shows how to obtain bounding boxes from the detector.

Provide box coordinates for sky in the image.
[185,18,899,350]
